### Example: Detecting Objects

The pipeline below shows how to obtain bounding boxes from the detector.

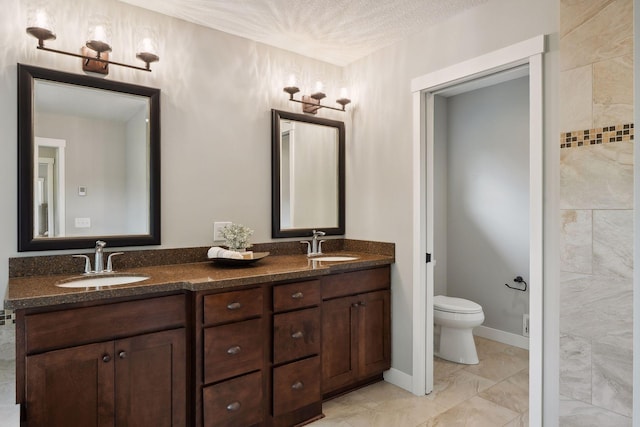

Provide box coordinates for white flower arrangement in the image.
[220,223,254,250]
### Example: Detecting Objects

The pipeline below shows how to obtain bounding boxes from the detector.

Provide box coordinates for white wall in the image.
[0,0,345,281]
[1,0,560,420]
[343,0,559,420]
[444,76,530,336]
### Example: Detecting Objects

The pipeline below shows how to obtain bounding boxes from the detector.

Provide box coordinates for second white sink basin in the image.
[56,274,149,288]
[312,256,359,262]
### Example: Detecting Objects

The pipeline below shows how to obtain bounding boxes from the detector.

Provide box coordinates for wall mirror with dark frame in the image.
[17,63,161,251]
[271,109,345,238]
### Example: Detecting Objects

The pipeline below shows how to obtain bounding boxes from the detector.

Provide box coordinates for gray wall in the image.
[442,76,530,336]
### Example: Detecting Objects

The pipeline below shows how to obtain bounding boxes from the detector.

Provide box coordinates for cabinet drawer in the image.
[204,318,263,384]
[273,280,320,312]
[273,356,321,417]
[321,267,390,300]
[273,308,320,365]
[203,371,263,427]
[203,288,262,326]
[25,294,186,354]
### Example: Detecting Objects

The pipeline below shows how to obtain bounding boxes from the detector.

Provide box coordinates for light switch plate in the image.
[213,221,232,241]
[75,217,91,228]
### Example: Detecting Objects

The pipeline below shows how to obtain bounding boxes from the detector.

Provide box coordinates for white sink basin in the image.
[56,274,149,288]
[312,256,359,262]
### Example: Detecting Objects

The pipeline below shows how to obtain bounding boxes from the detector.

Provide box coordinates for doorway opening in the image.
[411,35,544,426]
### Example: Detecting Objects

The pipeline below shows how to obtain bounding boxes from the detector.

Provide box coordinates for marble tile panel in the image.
[0,326,15,362]
[560,0,616,37]
[560,210,592,274]
[559,396,632,426]
[593,209,633,278]
[560,141,633,209]
[591,341,632,416]
[560,0,633,71]
[422,396,519,427]
[433,357,465,381]
[560,288,632,340]
[560,65,593,132]
[0,405,20,427]
[478,369,529,414]
[559,334,591,401]
[593,55,634,128]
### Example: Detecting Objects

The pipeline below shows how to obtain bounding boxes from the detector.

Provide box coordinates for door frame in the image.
[410,35,545,426]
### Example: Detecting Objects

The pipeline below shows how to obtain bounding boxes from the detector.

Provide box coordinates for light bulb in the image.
[287,74,297,87]
[339,87,349,99]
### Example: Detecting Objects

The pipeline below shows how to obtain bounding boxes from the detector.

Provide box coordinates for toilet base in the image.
[435,326,479,365]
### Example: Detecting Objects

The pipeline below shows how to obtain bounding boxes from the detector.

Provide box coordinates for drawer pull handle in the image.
[118,351,127,359]
[291,381,304,390]
[227,346,242,355]
[226,401,241,412]
[227,302,242,310]
[102,354,111,363]
[291,292,304,299]
[291,331,304,339]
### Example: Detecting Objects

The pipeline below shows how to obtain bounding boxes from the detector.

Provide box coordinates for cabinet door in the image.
[114,328,186,427]
[26,341,115,427]
[321,296,358,393]
[357,290,391,379]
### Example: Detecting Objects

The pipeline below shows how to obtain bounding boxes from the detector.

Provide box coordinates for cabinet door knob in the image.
[291,331,304,339]
[102,354,111,363]
[291,292,304,299]
[351,302,360,308]
[359,301,366,307]
[226,401,241,412]
[227,345,242,355]
[226,302,242,310]
[118,351,127,359]
[291,381,304,390]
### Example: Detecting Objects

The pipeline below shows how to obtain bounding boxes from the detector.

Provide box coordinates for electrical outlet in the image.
[522,314,530,337]
[74,217,91,228]
[213,221,232,241]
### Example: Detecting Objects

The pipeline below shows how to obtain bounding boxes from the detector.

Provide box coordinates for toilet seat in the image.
[434,295,482,314]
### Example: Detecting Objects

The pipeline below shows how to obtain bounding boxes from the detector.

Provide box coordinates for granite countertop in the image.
[5,251,394,310]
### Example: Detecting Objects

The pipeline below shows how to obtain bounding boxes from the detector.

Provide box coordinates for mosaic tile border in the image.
[561,123,634,149]
[0,310,15,326]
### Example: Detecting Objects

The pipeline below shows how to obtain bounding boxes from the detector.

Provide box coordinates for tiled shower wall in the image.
[559,0,634,424]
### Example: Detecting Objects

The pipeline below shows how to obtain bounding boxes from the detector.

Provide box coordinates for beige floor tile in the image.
[427,369,496,410]
[478,369,529,414]
[318,338,529,427]
[463,349,528,383]
[423,396,519,427]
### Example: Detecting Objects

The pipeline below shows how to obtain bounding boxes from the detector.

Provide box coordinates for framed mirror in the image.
[271,109,345,238]
[18,64,161,251]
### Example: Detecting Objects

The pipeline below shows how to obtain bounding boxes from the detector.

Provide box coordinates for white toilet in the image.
[433,295,485,364]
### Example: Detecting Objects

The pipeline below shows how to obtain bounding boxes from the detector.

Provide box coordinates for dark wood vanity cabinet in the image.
[271,280,323,426]
[197,287,266,427]
[17,294,187,427]
[321,267,391,397]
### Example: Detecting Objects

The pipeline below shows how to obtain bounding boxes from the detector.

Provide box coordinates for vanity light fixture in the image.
[283,76,351,114]
[26,9,159,75]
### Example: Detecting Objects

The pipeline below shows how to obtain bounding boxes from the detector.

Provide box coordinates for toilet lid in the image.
[434,295,483,314]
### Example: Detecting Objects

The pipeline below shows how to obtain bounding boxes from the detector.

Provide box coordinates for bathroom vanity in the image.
[6,244,392,427]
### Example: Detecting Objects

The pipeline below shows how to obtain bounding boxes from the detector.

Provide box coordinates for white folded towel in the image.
[207,246,244,260]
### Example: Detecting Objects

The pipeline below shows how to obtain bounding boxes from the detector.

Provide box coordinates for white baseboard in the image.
[474,325,529,350]
[383,368,413,393]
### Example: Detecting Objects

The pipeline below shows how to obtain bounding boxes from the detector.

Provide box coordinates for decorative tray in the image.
[209,251,270,266]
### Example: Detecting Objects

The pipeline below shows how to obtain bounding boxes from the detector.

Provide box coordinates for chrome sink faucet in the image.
[72,240,123,274]
[94,240,106,273]
[300,230,326,257]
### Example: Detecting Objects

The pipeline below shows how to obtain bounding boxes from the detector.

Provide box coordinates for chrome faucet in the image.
[300,230,326,257]
[94,240,106,273]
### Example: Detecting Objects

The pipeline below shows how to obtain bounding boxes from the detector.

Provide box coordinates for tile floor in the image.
[312,336,529,427]
[0,331,527,427]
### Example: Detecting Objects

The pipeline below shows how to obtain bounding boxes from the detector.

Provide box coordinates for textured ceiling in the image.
[119,0,489,66]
